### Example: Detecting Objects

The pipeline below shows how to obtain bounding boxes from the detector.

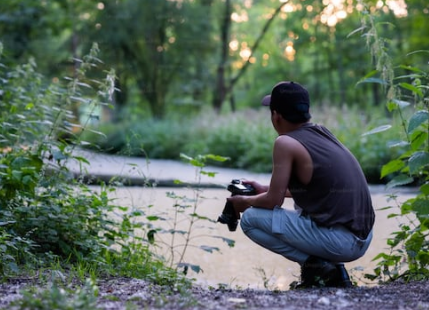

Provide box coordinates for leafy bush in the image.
[358,8,429,282]
[0,43,183,287]
[0,44,119,271]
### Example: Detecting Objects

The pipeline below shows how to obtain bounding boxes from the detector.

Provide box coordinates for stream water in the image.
[104,186,414,290]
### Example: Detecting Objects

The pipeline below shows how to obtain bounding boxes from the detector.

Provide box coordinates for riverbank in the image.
[61,149,420,288]
[102,186,413,289]
[2,150,425,309]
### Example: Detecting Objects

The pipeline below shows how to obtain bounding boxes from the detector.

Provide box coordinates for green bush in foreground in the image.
[0,43,183,287]
[357,7,429,282]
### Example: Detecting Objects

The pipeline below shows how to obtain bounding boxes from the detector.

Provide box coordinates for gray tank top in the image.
[285,123,375,239]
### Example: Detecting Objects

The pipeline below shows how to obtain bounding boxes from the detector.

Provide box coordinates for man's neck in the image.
[277,121,311,135]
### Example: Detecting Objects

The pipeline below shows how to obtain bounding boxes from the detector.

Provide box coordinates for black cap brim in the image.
[261,95,271,106]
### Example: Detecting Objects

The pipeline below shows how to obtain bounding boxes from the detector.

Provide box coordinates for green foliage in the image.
[2,1,428,119]
[359,6,429,282]
[146,153,235,275]
[0,43,118,273]
[366,70,429,281]
[81,106,399,181]
[0,44,185,289]
[12,278,99,310]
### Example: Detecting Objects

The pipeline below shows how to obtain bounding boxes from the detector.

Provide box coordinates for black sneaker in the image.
[326,264,353,288]
[292,256,338,289]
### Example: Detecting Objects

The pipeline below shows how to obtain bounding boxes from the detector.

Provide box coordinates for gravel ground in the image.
[1,277,428,310]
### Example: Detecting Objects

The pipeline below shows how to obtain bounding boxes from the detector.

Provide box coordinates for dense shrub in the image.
[0,45,182,286]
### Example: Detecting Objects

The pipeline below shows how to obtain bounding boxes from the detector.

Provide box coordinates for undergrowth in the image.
[0,43,187,294]
[357,2,429,282]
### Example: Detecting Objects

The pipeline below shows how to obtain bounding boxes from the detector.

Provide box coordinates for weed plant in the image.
[356,4,429,282]
[0,43,184,289]
[146,154,235,275]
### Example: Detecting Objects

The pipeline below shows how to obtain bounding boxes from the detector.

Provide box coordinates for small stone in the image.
[317,296,330,305]
[228,297,246,304]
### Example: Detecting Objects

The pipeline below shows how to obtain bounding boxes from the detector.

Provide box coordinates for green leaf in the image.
[420,183,429,196]
[377,206,395,211]
[386,175,415,189]
[177,263,202,274]
[212,236,235,247]
[410,131,428,151]
[87,128,107,138]
[362,125,392,136]
[190,213,209,220]
[412,198,429,217]
[409,151,429,174]
[52,150,68,161]
[399,64,425,73]
[180,153,205,167]
[387,140,409,148]
[147,229,156,244]
[381,159,405,178]
[401,200,414,215]
[387,213,400,218]
[204,154,230,163]
[200,170,218,177]
[347,26,367,38]
[165,229,187,235]
[386,99,410,112]
[399,82,424,97]
[356,77,388,86]
[408,111,428,134]
[200,245,220,253]
[131,210,144,216]
[72,156,90,165]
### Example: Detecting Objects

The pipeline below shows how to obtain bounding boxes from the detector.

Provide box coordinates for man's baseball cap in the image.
[261,81,311,123]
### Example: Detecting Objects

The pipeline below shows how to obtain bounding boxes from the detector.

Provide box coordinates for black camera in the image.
[218,179,256,231]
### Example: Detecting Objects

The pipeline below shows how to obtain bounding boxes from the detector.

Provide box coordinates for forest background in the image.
[1,0,429,307]
[1,0,428,184]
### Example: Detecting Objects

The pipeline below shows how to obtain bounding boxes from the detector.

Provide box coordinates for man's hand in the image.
[240,180,268,194]
[226,195,250,219]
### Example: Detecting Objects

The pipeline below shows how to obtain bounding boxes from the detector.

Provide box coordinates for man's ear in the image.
[272,110,281,122]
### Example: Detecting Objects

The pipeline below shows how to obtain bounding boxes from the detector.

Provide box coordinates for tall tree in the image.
[212,0,288,112]
[93,0,217,119]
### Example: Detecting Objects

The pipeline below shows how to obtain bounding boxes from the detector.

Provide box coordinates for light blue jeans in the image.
[240,206,372,265]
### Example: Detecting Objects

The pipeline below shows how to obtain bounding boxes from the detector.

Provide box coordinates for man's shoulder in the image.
[275,134,301,145]
[274,134,309,156]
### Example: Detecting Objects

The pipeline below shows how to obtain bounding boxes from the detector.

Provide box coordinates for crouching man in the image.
[227,81,375,289]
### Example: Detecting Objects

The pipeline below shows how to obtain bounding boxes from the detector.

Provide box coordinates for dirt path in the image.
[1,277,428,310]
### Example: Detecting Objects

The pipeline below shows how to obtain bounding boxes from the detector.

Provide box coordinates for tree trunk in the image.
[212,2,288,113]
[212,0,231,113]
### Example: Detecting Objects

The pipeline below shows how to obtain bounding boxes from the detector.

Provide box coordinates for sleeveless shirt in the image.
[285,123,375,239]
